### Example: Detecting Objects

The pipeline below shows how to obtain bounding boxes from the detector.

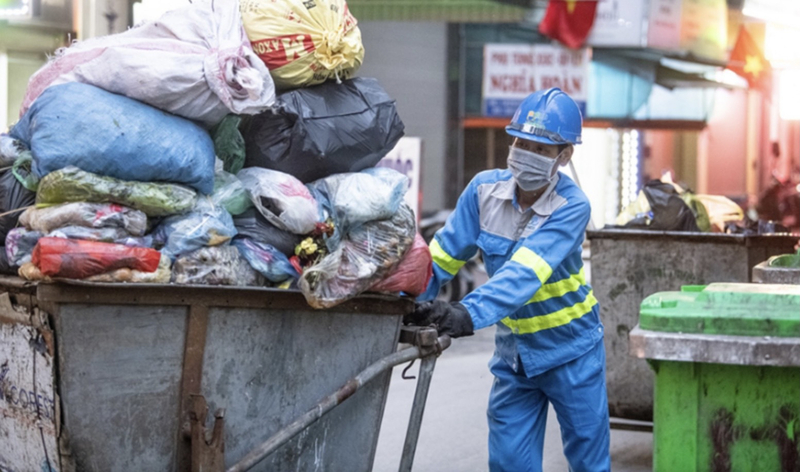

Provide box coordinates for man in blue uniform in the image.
[405,88,611,472]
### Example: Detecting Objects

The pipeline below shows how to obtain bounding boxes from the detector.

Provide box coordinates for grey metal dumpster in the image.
[753,254,800,284]
[586,228,799,421]
[0,277,433,472]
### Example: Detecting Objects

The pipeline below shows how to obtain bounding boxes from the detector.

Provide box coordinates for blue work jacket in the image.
[419,169,603,377]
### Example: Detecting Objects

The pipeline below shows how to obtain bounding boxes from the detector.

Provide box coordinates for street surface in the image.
[373,326,653,472]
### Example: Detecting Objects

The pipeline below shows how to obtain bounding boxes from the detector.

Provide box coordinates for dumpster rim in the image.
[31,279,414,315]
[586,228,800,245]
[628,325,800,367]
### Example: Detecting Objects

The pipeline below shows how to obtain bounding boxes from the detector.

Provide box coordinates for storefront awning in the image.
[347,0,528,22]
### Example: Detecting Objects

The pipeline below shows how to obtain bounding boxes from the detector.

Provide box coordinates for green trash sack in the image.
[36,166,197,217]
[211,115,245,175]
[212,170,252,216]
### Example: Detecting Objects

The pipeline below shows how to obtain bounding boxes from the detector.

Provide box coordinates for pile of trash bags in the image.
[1,0,429,309]
[615,173,744,233]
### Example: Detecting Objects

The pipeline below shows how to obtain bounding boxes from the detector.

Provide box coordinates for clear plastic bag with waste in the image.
[232,238,298,283]
[36,166,197,217]
[232,208,303,257]
[5,228,44,267]
[299,204,415,309]
[19,202,148,235]
[172,245,263,286]
[153,200,238,259]
[369,233,432,296]
[308,167,408,249]
[47,226,153,248]
[237,167,319,234]
[212,169,252,216]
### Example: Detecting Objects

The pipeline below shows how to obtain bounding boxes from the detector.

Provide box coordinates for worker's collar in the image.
[492,174,561,216]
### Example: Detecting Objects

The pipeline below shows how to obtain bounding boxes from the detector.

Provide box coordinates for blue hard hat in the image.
[505,88,583,145]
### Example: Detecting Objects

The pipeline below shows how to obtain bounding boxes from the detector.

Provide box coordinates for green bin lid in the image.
[639,283,800,337]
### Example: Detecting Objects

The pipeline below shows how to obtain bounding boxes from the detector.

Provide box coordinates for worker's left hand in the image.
[404,300,474,338]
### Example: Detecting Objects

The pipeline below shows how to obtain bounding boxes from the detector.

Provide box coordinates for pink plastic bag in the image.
[21,0,275,128]
[370,233,432,296]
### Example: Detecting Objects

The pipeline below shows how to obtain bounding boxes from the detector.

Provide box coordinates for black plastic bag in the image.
[625,181,700,232]
[232,209,303,257]
[242,77,405,183]
[0,170,36,241]
[0,247,14,275]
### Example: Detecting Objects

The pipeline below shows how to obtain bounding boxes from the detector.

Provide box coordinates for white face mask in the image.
[507,146,561,192]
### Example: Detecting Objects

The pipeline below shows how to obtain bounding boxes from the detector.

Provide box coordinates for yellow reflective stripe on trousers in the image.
[526,268,587,304]
[501,291,598,335]
[510,247,553,284]
[429,239,466,276]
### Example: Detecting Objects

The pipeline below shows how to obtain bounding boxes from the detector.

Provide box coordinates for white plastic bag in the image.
[309,167,408,229]
[21,0,275,128]
[237,167,319,235]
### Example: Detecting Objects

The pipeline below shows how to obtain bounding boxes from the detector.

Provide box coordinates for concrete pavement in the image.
[372,326,653,471]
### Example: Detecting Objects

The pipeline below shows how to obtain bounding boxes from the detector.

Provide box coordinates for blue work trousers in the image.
[487,340,611,472]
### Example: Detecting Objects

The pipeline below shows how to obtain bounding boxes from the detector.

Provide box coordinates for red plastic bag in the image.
[370,233,432,296]
[32,237,161,279]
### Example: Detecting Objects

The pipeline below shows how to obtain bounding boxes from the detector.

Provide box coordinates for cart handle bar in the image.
[226,334,452,472]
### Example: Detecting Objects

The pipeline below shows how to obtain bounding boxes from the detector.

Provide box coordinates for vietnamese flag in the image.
[538,0,599,49]
[728,26,772,93]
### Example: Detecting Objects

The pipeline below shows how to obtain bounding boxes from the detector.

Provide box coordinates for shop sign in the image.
[586,0,648,47]
[481,44,590,118]
[678,0,727,61]
[587,0,726,60]
[648,0,683,50]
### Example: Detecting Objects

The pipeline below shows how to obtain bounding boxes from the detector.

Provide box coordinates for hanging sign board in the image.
[586,0,648,47]
[482,44,590,118]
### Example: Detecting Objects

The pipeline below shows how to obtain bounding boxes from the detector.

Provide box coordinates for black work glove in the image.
[404,301,474,338]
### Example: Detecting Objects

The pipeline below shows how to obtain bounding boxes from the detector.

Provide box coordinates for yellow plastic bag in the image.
[240,0,364,90]
[695,195,744,232]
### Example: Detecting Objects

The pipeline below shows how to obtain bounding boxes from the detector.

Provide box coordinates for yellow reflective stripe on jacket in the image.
[430,239,466,276]
[526,268,587,304]
[501,291,598,335]
[510,247,553,284]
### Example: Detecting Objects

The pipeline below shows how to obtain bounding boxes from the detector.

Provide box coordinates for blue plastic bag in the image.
[153,200,237,259]
[11,83,216,194]
[232,238,298,283]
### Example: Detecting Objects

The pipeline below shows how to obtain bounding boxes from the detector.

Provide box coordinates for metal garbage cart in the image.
[629,283,800,471]
[0,277,448,472]
[586,228,798,422]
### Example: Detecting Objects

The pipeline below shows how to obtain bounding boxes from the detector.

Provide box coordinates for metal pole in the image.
[226,338,450,472]
[398,354,438,472]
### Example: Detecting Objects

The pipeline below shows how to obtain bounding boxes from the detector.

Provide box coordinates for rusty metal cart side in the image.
[0,278,449,472]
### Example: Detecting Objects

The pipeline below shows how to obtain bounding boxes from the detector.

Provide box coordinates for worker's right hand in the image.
[403,300,474,338]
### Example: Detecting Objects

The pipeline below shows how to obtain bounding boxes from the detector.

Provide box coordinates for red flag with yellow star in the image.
[728,26,772,93]
[538,0,599,49]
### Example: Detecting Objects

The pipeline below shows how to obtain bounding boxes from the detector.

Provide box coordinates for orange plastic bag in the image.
[32,237,161,279]
[370,233,432,296]
[240,0,364,90]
